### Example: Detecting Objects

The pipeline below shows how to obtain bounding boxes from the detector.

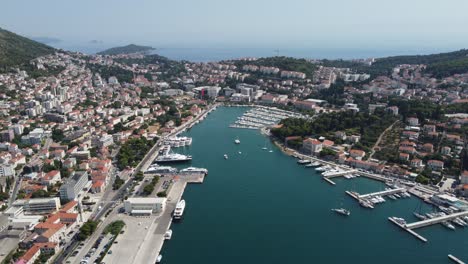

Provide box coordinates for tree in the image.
[78,220,99,241]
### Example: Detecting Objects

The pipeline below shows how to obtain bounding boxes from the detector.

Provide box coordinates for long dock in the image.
[323,177,336,185]
[406,211,468,229]
[388,217,427,242]
[323,170,357,178]
[448,254,465,264]
[358,188,406,199]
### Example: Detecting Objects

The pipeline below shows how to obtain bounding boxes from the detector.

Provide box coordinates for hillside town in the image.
[0,48,467,263]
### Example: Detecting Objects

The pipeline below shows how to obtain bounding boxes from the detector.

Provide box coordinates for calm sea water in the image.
[51,42,452,62]
[162,107,467,264]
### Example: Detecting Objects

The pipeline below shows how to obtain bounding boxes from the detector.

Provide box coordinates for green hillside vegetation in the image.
[0,27,55,71]
[271,109,397,152]
[86,63,134,83]
[97,44,155,55]
[322,49,468,78]
[233,56,317,78]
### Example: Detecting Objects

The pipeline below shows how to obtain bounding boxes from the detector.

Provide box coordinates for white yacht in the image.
[442,221,456,230]
[174,200,186,220]
[332,208,351,216]
[146,165,178,174]
[155,153,192,163]
[413,212,427,220]
[164,230,173,240]
[315,166,329,172]
[297,159,311,165]
[234,138,241,144]
[180,167,208,175]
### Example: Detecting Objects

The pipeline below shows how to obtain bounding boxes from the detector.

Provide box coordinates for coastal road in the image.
[58,104,216,263]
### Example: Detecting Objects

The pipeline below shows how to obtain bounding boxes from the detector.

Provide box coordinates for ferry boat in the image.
[164,230,173,240]
[174,200,186,220]
[146,165,178,174]
[180,167,208,175]
[442,221,456,230]
[332,208,351,216]
[155,153,192,163]
[297,159,311,165]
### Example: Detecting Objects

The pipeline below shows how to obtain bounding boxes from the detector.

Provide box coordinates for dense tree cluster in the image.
[86,63,133,83]
[271,109,397,151]
[143,176,159,196]
[103,220,125,235]
[78,220,99,241]
[116,137,155,170]
[0,27,55,71]
[233,56,317,79]
[322,49,468,79]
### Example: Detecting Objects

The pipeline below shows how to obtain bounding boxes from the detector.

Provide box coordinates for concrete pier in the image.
[323,169,357,178]
[448,254,465,264]
[405,211,468,229]
[388,217,428,243]
[358,187,406,199]
[323,177,336,185]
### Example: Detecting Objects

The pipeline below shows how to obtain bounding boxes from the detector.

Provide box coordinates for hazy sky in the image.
[2,0,468,49]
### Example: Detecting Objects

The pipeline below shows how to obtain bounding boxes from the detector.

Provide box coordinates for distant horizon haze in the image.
[1,0,467,61]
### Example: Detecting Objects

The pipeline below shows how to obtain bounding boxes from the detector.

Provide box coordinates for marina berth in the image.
[173,199,186,220]
[155,153,192,163]
[230,106,307,130]
[163,136,193,147]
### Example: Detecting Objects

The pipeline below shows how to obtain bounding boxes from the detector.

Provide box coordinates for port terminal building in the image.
[124,197,167,216]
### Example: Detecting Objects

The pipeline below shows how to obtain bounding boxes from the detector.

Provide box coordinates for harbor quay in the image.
[269,128,468,247]
[103,173,204,264]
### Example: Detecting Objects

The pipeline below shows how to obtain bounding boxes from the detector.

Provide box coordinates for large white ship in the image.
[146,165,178,174]
[174,199,186,220]
[180,167,208,175]
[155,153,192,163]
[164,136,193,147]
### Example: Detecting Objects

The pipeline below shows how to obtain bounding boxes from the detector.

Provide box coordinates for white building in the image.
[59,171,89,201]
[0,164,15,177]
[13,197,61,214]
[124,197,167,216]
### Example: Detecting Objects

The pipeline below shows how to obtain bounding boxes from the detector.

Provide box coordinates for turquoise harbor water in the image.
[161,107,468,264]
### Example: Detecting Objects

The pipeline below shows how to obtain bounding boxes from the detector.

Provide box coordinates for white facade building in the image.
[124,197,167,216]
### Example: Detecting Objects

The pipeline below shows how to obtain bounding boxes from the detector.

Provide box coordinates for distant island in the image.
[97,44,155,55]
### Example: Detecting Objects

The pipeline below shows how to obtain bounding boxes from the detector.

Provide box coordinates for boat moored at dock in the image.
[155,153,192,163]
[174,199,186,220]
[180,167,208,175]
